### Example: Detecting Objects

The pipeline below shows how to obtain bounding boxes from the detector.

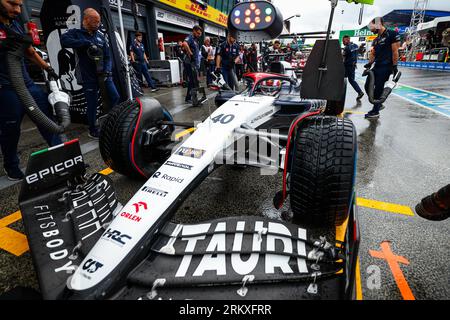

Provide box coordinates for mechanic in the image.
[290,36,299,52]
[269,39,282,53]
[182,25,204,104]
[201,37,216,87]
[246,43,258,72]
[342,35,364,101]
[0,0,61,181]
[235,44,247,83]
[61,8,120,139]
[130,32,158,92]
[364,17,400,119]
[215,32,239,90]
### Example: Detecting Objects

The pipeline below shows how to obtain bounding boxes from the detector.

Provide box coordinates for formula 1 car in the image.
[18,0,364,300]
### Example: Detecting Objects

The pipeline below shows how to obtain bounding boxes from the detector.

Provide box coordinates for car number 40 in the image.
[211,114,235,124]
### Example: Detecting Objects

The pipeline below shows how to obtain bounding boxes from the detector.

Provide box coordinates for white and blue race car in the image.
[18,0,360,300]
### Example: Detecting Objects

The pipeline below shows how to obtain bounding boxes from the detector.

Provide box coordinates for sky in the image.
[273,0,450,34]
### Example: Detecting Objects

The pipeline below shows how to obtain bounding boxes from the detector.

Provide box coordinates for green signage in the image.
[339,27,375,42]
[346,0,375,5]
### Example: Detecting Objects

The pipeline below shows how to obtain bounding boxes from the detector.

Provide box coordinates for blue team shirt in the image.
[130,40,146,64]
[373,29,400,66]
[184,34,200,68]
[0,20,34,88]
[343,42,359,67]
[61,27,112,84]
[217,41,239,70]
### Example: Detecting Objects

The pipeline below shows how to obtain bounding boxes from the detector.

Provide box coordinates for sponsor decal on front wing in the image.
[165,161,193,171]
[120,201,148,223]
[152,172,184,184]
[102,228,132,247]
[175,147,206,159]
[80,259,104,280]
[142,186,168,198]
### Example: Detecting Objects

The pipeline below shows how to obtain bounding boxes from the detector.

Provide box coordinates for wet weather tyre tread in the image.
[290,116,357,228]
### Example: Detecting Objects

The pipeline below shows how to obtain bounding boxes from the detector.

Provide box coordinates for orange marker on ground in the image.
[370,241,415,300]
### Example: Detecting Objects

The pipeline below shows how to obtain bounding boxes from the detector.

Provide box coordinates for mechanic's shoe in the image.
[4,167,25,181]
[415,202,450,221]
[185,99,193,104]
[364,111,380,119]
[379,104,385,111]
[151,88,159,93]
[356,92,364,100]
[88,128,100,139]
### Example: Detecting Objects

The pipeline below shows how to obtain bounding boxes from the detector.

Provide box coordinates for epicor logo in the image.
[26,156,83,184]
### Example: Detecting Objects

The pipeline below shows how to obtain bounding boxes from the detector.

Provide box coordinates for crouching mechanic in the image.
[0,0,61,181]
[364,17,400,119]
[61,8,120,139]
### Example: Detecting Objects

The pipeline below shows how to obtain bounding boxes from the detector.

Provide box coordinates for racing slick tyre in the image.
[290,116,357,228]
[99,98,174,179]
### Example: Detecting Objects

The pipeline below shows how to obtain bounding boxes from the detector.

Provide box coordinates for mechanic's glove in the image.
[364,62,373,69]
[45,66,59,81]
[87,44,102,59]
[392,65,399,75]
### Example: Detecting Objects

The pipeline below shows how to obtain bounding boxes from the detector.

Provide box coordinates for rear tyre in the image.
[100,98,173,179]
[290,116,357,228]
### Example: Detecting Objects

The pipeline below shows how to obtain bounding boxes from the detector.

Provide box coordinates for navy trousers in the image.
[371,65,392,113]
[221,67,238,91]
[345,65,363,95]
[134,62,157,89]
[83,79,120,132]
[0,84,61,171]
[184,62,199,101]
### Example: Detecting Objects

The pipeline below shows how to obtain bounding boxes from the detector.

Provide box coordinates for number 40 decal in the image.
[211,114,235,124]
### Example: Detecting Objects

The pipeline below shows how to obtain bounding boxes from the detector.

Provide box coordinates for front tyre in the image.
[99,98,174,179]
[290,116,357,228]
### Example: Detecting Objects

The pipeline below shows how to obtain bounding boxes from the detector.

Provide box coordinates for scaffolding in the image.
[407,0,429,61]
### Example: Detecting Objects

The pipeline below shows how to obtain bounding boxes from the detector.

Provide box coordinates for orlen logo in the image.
[120,202,148,223]
[82,259,103,274]
[26,156,83,184]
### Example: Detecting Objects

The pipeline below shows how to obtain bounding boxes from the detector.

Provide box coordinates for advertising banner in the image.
[158,0,228,27]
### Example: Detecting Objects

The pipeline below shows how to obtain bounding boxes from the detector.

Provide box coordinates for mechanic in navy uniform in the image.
[61,8,120,138]
[182,25,203,104]
[364,17,400,119]
[342,35,364,101]
[215,32,239,90]
[0,0,61,181]
[130,32,158,92]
